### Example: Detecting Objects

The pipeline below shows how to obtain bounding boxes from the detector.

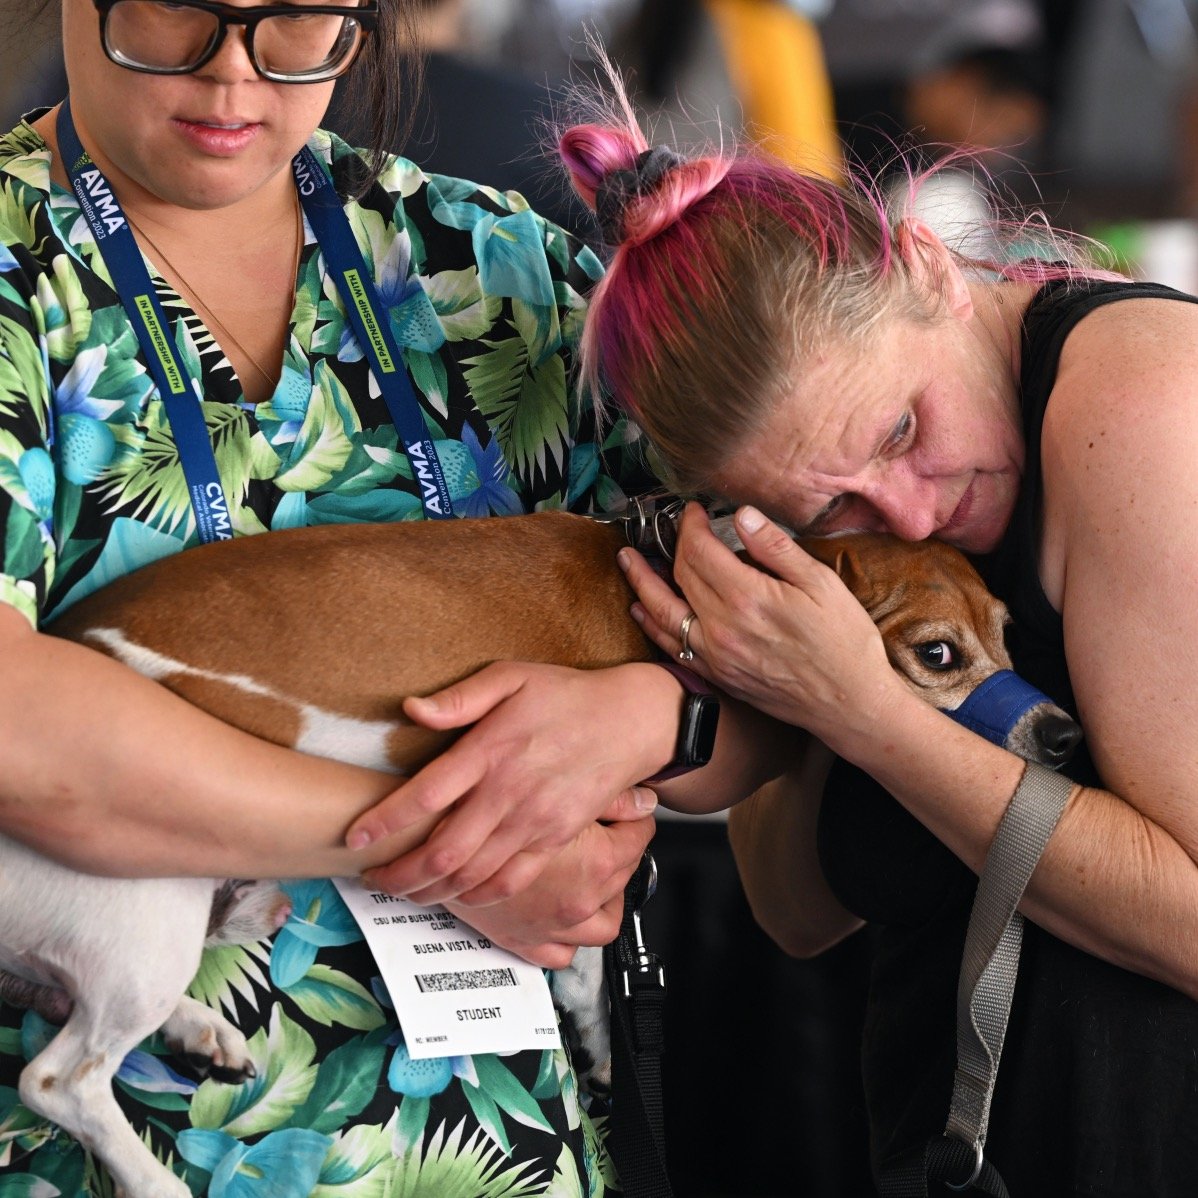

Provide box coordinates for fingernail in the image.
[738,506,765,533]
[634,787,658,813]
[617,548,631,570]
[347,828,374,851]
[630,603,646,624]
[408,693,437,712]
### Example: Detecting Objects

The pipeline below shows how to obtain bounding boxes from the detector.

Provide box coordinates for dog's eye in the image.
[914,641,957,670]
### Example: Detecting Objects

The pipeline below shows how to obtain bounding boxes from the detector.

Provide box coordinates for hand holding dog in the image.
[621,503,906,749]
[348,660,680,903]
[444,816,656,968]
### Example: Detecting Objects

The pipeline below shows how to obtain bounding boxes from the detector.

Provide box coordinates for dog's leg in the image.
[550,947,611,1097]
[161,994,257,1084]
[206,879,292,947]
[19,979,196,1198]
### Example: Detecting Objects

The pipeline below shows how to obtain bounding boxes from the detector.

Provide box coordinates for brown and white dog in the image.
[0,513,1079,1196]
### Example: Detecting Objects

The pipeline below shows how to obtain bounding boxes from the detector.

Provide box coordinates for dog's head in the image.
[799,532,1082,768]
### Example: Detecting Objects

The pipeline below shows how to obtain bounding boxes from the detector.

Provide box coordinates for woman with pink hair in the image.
[557,87,1198,1195]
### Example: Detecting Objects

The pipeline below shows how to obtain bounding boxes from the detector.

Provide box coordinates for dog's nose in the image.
[1035,713,1083,765]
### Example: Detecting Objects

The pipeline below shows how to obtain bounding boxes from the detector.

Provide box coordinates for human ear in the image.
[896,217,973,321]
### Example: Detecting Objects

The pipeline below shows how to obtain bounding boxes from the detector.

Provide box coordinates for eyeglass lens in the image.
[104,0,365,79]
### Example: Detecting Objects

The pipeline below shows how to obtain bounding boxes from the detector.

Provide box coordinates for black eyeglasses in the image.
[92,0,378,84]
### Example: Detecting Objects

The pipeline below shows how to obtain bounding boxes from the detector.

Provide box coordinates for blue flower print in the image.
[58,412,116,485]
[435,425,521,518]
[472,210,556,308]
[115,1049,199,1097]
[19,1011,198,1102]
[385,1030,476,1098]
[176,1127,332,1198]
[17,447,55,520]
[369,975,476,1098]
[270,880,364,988]
[52,343,123,483]
[271,363,313,422]
[55,344,121,421]
[338,229,445,362]
[257,363,312,450]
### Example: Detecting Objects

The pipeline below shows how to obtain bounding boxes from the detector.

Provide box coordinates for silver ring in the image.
[945,1143,984,1192]
[678,611,697,662]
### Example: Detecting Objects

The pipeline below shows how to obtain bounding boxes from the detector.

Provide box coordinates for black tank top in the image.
[817,279,1198,1196]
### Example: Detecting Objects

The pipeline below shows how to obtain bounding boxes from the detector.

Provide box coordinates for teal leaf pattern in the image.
[189,1006,318,1138]
[282,966,386,1032]
[0,117,657,1194]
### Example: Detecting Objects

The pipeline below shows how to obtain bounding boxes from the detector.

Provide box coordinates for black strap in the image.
[881,1136,1010,1198]
[602,852,674,1197]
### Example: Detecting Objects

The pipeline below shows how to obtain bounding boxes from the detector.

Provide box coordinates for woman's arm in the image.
[0,602,438,879]
[726,733,864,957]
[3,601,663,969]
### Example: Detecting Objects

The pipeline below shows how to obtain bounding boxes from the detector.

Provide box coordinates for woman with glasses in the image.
[0,2,779,1191]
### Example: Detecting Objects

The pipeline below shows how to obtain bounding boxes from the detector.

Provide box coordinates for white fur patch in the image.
[295,705,400,774]
[85,627,406,773]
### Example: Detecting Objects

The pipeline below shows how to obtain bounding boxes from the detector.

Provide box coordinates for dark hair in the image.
[331,0,424,196]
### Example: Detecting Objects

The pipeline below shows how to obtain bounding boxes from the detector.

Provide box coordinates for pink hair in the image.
[557,86,1119,495]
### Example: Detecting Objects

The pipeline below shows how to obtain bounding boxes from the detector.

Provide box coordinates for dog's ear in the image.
[830,545,868,601]
[801,538,870,600]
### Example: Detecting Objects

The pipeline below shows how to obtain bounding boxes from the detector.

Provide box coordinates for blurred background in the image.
[4,1,1198,1193]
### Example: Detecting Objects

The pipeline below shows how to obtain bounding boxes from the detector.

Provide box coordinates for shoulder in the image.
[1046,292,1198,470]
[1038,292,1198,589]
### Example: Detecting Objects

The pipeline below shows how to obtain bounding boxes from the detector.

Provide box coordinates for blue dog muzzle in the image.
[942,670,1054,747]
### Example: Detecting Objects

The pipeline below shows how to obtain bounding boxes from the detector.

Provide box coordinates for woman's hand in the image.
[346,660,683,903]
[619,503,901,747]
[443,817,656,969]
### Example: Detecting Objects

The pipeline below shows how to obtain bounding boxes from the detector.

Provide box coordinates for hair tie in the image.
[595,145,685,245]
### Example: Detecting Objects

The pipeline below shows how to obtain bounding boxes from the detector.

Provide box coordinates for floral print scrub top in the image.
[0,116,651,1197]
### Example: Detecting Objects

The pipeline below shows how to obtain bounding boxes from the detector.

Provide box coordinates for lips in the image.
[940,478,975,534]
[171,117,262,156]
[179,114,257,128]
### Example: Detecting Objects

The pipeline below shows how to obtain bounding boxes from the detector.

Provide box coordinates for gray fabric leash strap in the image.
[946,762,1075,1185]
[881,761,1075,1196]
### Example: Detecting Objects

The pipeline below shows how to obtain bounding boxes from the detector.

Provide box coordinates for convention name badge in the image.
[333,878,561,1059]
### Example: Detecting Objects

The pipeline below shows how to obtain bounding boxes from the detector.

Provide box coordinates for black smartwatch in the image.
[645,661,721,782]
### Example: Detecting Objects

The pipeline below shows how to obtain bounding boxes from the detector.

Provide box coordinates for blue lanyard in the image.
[292,148,452,518]
[57,99,234,542]
[56,101,454,532]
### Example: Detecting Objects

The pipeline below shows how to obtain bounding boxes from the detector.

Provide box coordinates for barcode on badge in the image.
[415,967,519,994]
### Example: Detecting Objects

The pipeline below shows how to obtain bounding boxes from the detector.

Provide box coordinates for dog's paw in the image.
[162,997,257,1085]
[177,1050,258,1085]
[550,947,612,1100]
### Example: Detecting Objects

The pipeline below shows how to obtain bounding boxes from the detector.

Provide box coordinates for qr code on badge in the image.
[415,967,519,993]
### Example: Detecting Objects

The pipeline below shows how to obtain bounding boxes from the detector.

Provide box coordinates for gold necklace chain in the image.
[125,197,304,393]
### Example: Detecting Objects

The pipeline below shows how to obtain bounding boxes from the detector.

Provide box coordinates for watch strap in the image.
[644,661,719,783]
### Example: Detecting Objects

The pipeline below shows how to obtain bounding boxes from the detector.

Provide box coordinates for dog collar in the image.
[942,670,1055,747]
